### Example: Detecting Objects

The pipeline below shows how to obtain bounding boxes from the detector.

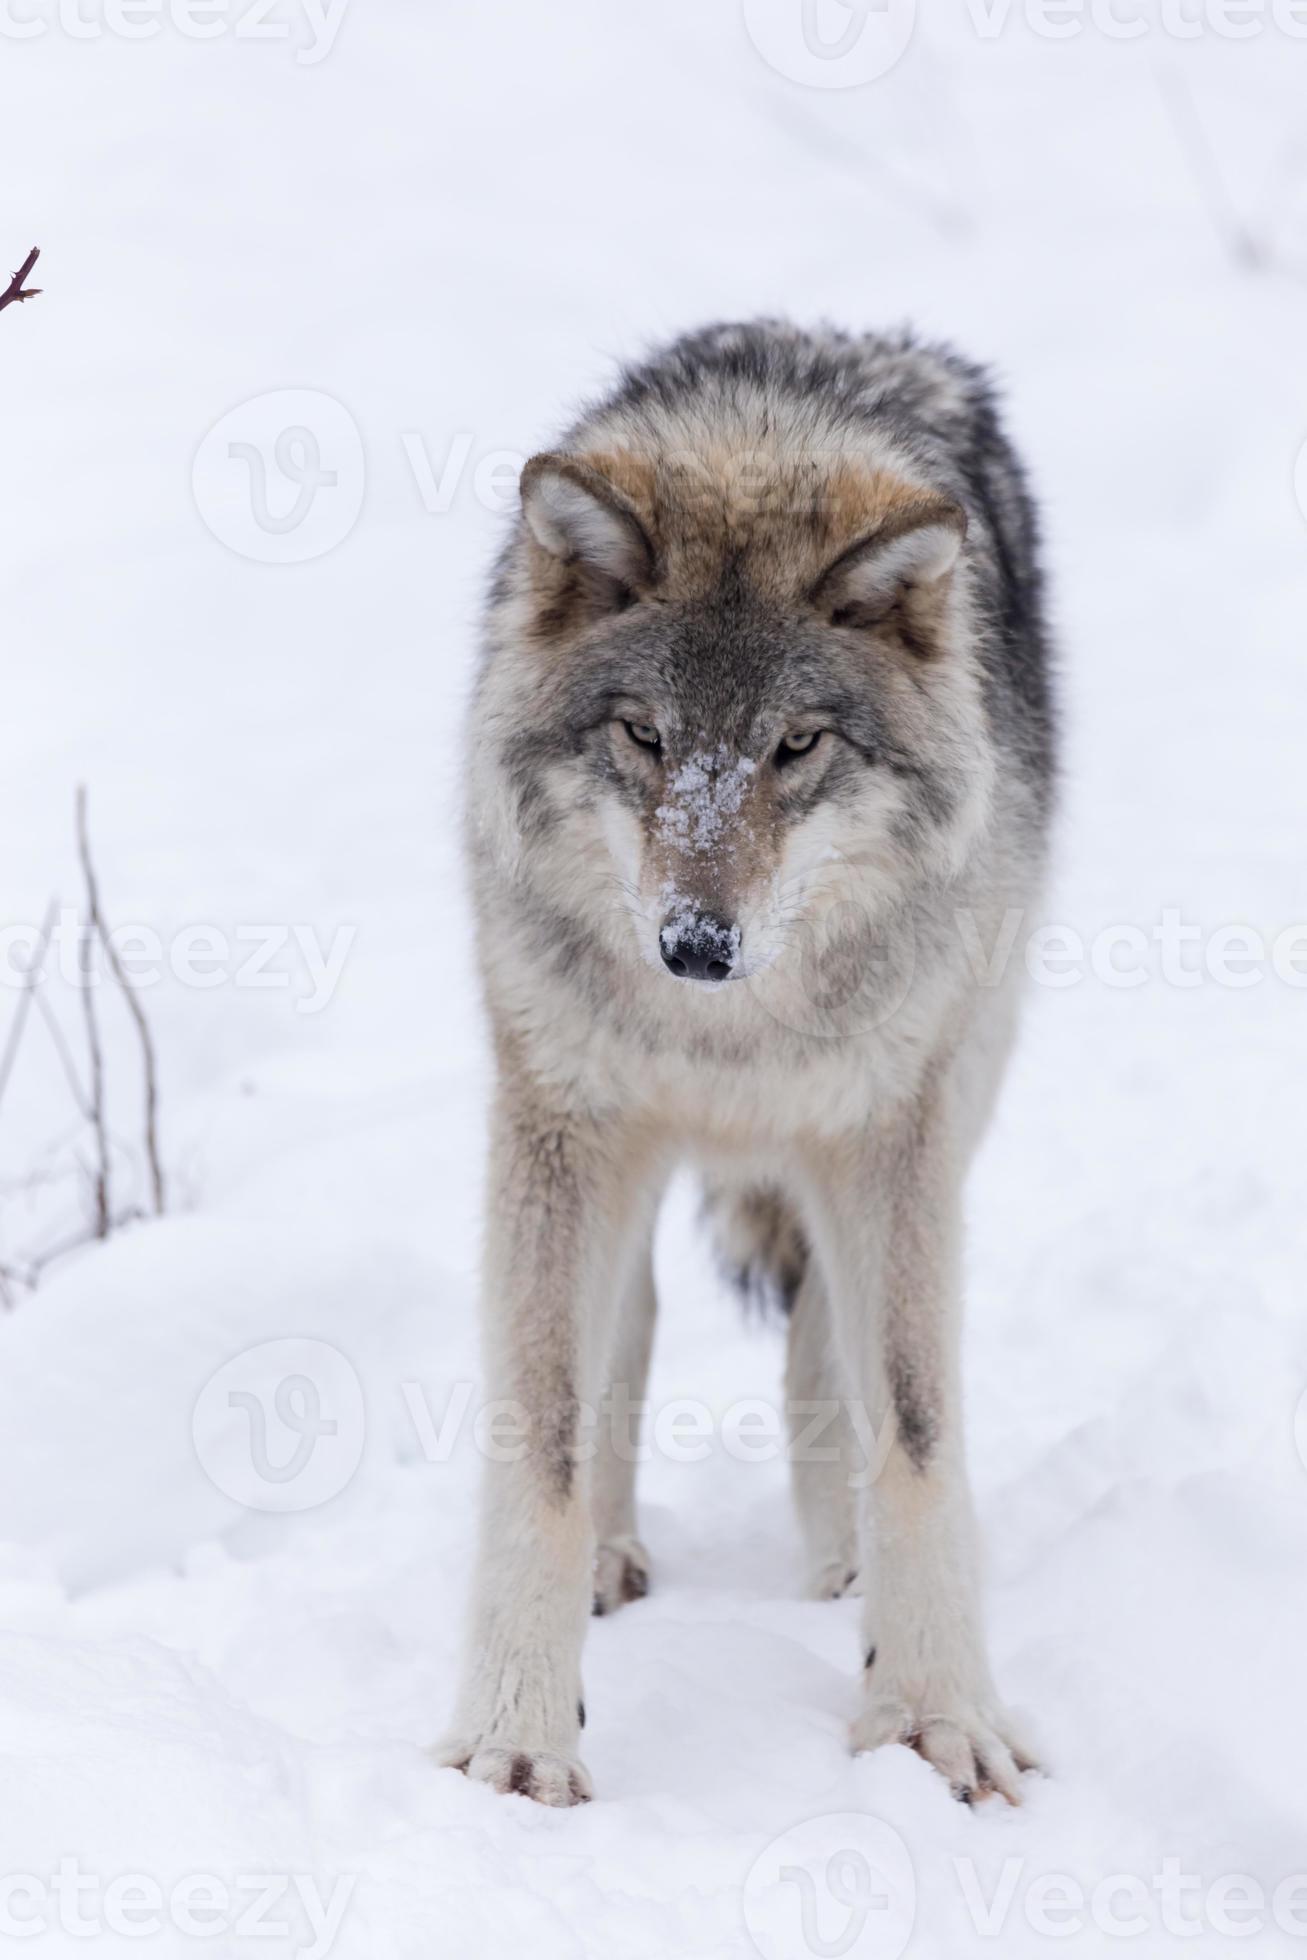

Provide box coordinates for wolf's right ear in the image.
[519,454,654,599]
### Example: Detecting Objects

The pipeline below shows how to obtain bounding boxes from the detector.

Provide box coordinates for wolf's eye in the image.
[624,721,662,752]
[775,730,821,767]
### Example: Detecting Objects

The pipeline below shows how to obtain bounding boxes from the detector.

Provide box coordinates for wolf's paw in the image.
[853,1690,1038,1806]
[436,1738,593,1806]
[592,1534,650,1615]
[808,1559,862,1601]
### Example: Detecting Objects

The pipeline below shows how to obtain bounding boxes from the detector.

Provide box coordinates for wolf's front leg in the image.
[438,1087,644,1807]
[805,1091,1035,1805]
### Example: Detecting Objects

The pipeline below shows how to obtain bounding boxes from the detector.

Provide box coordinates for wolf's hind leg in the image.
[705,1178,861,1600]
[786,1258,862,1601]
[591,1232,657,1615]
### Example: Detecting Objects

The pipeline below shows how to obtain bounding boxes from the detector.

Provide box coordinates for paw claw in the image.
[438,1742,593,1807]
[593,1535,651,1616]
[808,1561,862,1601]
[854,1696,1038,1808]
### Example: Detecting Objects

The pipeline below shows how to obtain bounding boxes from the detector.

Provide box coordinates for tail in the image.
[701,1178,809,1314]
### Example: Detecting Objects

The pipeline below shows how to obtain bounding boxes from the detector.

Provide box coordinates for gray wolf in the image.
[439,320,1055,1806]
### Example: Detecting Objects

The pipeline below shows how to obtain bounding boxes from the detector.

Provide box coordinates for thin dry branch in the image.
[76,914,111,1240]
[0,899,57,1119]
[76,786,165,1215]
[0,798,168,1291]
[0,247,41,317]
[0,1205,145,1295]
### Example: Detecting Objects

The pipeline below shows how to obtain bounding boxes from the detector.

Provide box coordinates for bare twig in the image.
[75,914,110,1240]
[0,247,41,317]
[76,786,165,1215]
[0,797,168,1289]
[0,899,57,1120]
[0,1159,85,1203]
[0,1117,88,1201]
[0,1208,144,1295]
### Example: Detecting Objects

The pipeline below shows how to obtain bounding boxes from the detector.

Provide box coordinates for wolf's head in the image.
[473,384,998,1022]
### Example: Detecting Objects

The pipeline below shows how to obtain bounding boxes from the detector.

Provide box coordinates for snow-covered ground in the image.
[2,4,1307,1954]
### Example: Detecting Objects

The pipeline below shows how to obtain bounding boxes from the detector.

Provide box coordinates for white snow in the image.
[2,4,1307,1956]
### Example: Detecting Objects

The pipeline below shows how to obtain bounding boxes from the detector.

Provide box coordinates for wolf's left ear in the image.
[519,453,654,596]
[813,496,966,633]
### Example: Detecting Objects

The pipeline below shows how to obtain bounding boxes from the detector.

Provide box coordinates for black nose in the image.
[660,913,738,983]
